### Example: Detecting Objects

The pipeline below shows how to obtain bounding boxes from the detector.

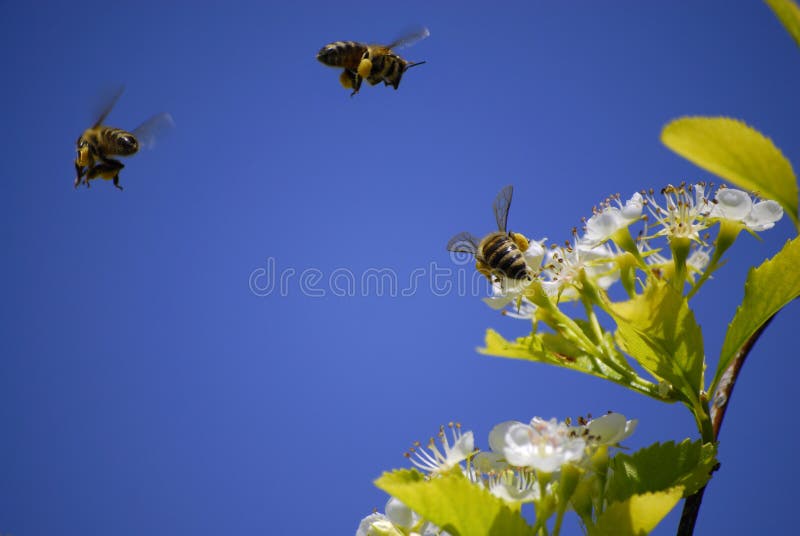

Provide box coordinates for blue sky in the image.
[1,1,799,534]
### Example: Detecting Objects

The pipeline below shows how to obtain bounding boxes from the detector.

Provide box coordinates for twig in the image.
[675,316,776,535]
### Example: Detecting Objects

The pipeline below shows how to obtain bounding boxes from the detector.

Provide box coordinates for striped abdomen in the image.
[317,41,369,71]
[98,127,139,156]
[366,53,406,88]
[479,232,529,280]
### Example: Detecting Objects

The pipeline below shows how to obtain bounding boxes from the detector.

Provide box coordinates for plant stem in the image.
[675,315,775,536]
[552,508,565,536]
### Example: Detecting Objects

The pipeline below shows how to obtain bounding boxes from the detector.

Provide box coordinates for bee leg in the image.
[87,160,125,190]
[475,259,493,281]
[97,157,124,190]
[85,165,101,188]
[74,162,85,189]
[108,160,124,190]
[350,73,363,97]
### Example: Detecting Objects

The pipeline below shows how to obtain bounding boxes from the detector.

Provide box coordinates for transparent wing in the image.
[388,26,430,50]
[132,113,175,150]
[92,85,125,127]
[493,185,514,232]
[446,232,480,254]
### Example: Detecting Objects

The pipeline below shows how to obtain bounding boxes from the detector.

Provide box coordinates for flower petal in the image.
[715,188,753,221]
[745,200,784,231]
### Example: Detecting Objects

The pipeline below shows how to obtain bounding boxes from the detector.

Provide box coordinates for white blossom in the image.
[472,451,508,474]
[490,418,586,473]
[744,200,783,231]
[486,469,541,503]
[580,192,644,248]
[712,187,752,221]
[541,242,619,299]
[584,413,637,445]
[407,423,474,475]
[357,498,451,536]
[687,247,711,274]
[385,497,417,529]
[522,237,548,272]
[356,513,401,536]
[644,183,712,242]
[708,187,784,231]
[483,281,536,319]
[470,452,540,503]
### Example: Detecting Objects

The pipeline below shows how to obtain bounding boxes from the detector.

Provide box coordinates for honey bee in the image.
[316,27,429,96]
[447,185,533,283]
[74,87,173,190]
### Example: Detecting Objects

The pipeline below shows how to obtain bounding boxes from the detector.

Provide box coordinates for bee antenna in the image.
[404,61,427,71]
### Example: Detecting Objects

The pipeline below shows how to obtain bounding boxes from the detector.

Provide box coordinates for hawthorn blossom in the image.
[485,468,541,503]
[356,512,402,536]
[522,236,548,272]
[644,183,713,243]
[708,186,784,231]
[580,192,644,248]
[385,497,416,529]
[483,281,537,319]
[645,244,711,281]
[471,449,542,502]
[490,418,586,473]
[582,412,637,445]
[687,247,711,275]
[541,241,620,300]
[744,200,784,231]
[712,187,752,221]
[356,498,451,536]
[472,451,508,474]
[446,181,784,318]
[406,423,474,475]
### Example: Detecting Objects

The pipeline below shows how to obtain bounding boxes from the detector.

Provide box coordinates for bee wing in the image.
[92,85,125,128]
[132,113,175,150]
[387,26,430,50]
[447,232,481,254]
[493,185,514,232]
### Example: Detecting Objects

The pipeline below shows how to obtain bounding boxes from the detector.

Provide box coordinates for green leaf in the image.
[713,236,800,393]
[661,117,799,229]
[766,0,800,48]
[482,327,663,400]
[481,329,628,384]
[375,469,534,536]
[606,439,717,503]
[590,488,684,536]
[607,282,704,406]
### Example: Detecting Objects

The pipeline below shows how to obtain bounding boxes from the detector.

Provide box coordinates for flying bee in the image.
[74,87,173,190]
[447,185,533,285]
[316,27,429,96]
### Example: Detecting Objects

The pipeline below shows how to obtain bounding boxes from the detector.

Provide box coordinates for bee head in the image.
[75,137,91,166]
[316,45,338,66]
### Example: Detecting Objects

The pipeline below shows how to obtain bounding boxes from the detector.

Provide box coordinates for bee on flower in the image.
[447,181,785,314]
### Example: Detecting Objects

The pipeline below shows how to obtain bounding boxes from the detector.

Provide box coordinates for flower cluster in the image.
[479,183,784,318]
[356,413,636,535]
[356,497,448,536]
[470,413,636,502]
